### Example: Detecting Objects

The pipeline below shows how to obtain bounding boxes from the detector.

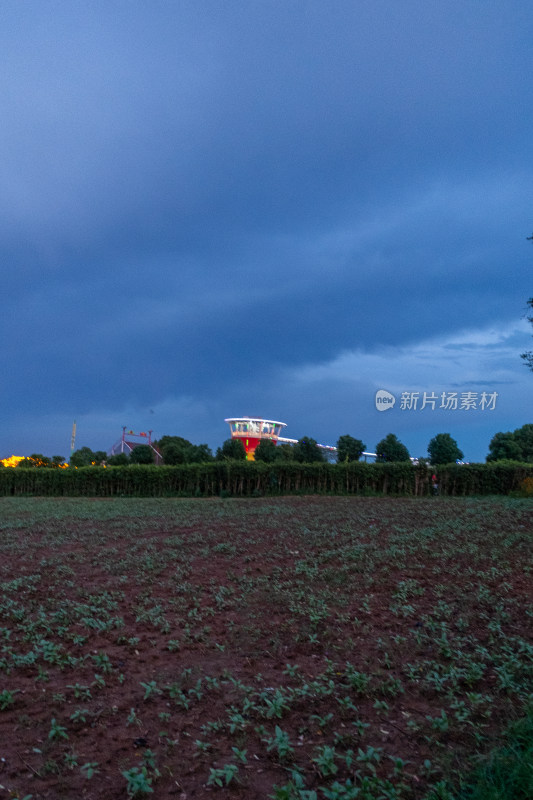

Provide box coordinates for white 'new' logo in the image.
[375,389,396,411]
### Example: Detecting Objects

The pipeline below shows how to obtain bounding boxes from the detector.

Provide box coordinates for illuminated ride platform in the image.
[224,418,290,460]
[224,417,341,461]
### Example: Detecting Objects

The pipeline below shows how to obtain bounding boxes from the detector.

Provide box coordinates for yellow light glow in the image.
[1,455,25,468]
[0,455,70,468]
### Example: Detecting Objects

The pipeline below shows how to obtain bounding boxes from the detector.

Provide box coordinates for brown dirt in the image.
[0,496,531,799]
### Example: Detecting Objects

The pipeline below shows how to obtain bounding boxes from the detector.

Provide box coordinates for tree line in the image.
[9,423,529,469]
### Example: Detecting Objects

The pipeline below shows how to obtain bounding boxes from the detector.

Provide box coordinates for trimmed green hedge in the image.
[436,461,533,496]
[1,461,532,497]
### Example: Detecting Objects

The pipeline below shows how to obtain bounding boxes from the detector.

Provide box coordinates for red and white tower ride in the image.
[224,417,296,460]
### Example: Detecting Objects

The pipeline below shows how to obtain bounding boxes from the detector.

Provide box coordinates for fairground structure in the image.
[224,417,376,462]
[109,428,163,464]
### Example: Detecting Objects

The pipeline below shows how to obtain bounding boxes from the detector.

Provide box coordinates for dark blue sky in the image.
[2,1,532,462]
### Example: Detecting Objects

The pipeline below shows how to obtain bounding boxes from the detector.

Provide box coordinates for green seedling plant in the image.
[141,680,162,701]
[313,745,338,777]
[122,765,154,796]
[81,761,100,779]
[264,725,294,762]
[0,688,19,709]
[207,763,239,787]
[48,718,68,741]
[231,746,248,764]
[70,707,92,724]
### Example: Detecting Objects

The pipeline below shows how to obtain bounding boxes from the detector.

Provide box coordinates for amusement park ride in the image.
[226,417,302,460]
[224,417,376,461]
[110,428,163,463]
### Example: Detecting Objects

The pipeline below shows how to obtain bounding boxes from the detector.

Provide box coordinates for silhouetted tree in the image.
[487,424,533,462]
[254,439,278,463]
[292,437,325,463]
[513,423,533,462]
[486,432,523,462]
[428,433,463,465]
[70,447,97,467]
[108,453,129,466]
[376,434,410,462]
[129,444,155,464]
[274,443,294,461]
[190,443,213,462]
[336,435,366,463]
[521,297,533,370]
[216,438,247,460]
[160,442,188,465]
[520,233,532,370]
[156,435,213,464]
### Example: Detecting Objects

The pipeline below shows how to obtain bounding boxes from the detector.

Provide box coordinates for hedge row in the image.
[1,461,532,497]
[436,461,533,496]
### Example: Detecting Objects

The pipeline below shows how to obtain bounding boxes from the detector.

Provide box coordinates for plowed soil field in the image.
[0,496,531,799]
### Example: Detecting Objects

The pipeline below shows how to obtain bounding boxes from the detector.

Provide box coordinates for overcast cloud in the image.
[1,1,532,462]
